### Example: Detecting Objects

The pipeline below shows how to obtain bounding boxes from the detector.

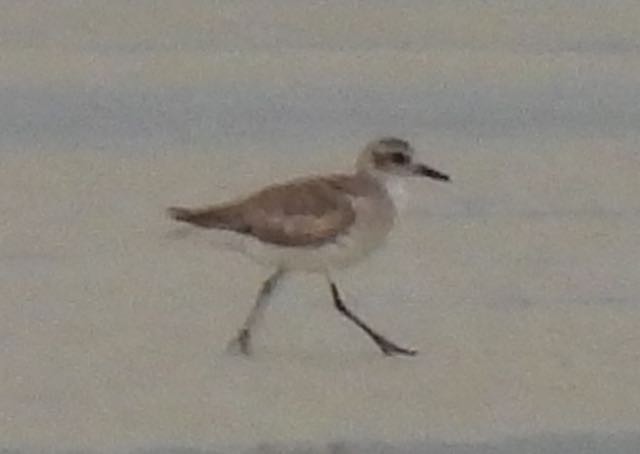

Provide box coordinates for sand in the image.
[1,1,640,453]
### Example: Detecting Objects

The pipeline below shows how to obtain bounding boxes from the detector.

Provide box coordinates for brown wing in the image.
[168,175,358,247]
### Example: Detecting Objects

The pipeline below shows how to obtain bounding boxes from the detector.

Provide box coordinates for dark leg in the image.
[329,281,417,356]
[226,268,285,355]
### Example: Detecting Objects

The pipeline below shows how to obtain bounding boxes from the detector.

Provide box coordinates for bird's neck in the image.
[356,169,409,214]
[384,177,409,213]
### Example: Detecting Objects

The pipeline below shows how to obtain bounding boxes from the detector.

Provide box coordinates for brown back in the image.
[168,174,380,247]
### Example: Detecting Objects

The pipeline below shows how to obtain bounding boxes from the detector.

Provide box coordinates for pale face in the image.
[366,137,450,181]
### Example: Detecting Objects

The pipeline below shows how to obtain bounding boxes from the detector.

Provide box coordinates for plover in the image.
[168,137,450,356]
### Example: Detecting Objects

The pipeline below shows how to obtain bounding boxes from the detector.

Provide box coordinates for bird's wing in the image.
[168,175,357,247]
[239,177,357,246]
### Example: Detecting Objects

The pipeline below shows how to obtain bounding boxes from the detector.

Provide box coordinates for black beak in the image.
[413,163,451,182]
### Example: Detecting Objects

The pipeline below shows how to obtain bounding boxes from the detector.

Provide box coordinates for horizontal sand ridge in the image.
[7,433,640,454]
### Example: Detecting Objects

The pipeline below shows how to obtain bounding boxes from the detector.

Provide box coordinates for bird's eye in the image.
[390,152,409,165]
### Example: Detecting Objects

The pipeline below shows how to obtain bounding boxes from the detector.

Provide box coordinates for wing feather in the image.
[168,175,359,247]
[241,178,356,246]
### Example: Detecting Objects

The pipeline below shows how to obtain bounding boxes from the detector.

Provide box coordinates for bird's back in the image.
[168,173,385,247]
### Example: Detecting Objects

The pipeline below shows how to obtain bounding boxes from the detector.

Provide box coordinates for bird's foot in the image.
[226,328,252,356]
[376,338,418,357]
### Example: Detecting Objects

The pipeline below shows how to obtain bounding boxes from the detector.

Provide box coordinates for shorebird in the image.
[168,137,450,356]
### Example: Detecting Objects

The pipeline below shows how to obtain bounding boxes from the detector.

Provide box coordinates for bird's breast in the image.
[385,178,409,214]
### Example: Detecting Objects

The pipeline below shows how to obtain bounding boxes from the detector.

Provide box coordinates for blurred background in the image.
[1,1,640,453]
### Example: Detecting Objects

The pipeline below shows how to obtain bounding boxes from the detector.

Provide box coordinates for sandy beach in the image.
[1,1,640,452]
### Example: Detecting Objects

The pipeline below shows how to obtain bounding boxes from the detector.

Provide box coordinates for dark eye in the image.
[390,152,408,164]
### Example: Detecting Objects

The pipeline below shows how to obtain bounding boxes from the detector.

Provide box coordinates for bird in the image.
[168,137,450,357]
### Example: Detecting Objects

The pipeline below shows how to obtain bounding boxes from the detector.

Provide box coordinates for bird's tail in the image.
[166,204,246,231]
[167,206,195,222]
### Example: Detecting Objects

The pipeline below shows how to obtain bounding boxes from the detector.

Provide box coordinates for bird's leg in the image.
[328,281,417,357]
[226,268,285,355]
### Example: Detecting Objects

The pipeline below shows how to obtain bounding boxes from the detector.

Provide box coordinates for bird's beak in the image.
[411,163,451,182]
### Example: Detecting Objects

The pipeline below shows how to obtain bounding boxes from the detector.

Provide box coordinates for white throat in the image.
[385,178,410,213]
